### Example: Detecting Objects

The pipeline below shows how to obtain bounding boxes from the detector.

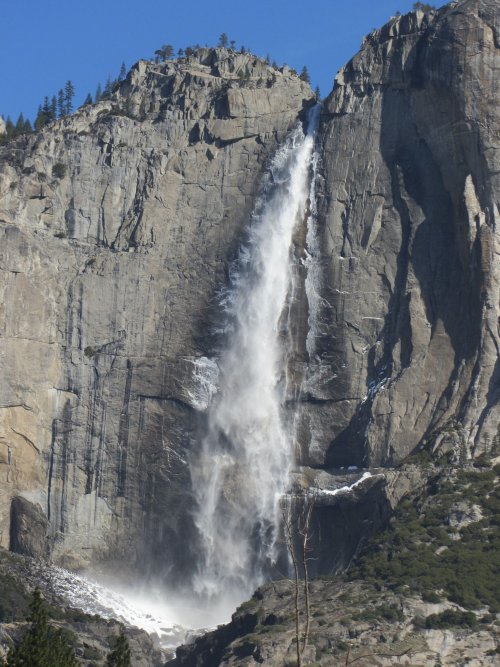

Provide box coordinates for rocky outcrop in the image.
[0,48,313,571]
[169,579,498,667]
[9,496,50,560]
[293,0,500,470]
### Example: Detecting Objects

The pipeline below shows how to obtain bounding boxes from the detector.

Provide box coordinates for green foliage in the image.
[5,589,78,667]
[424,610,477,629]
[0,571,30,622]
[52,163,67,180]
[353,603,403,623]
[299,66,310,84]
[105,632,131,667]
[218,32,229,48]
[64,81,75,115]
[351,467,500,612]
[57,89,65,118]
[413,2,436,10]
[154,44,174,62]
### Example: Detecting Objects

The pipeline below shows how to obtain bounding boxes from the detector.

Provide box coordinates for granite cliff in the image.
[0,49,313,572]
[0,0,498,600]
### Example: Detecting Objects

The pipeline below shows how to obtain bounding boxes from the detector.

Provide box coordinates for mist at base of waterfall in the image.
[43,566,246,649]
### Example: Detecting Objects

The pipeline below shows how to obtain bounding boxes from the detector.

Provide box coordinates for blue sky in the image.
[1,0,438,123]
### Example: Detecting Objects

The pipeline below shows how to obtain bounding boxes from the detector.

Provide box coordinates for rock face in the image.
[169,579,499,667]
[293,0,500,471]
[0,0,498,581]
[9,496,50,560]
[0,48,313,571]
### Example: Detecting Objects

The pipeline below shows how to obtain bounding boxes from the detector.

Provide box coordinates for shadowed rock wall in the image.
[293,0,499,471]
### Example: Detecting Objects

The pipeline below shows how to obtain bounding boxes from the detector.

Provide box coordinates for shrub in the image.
[52,163,67,179]
[424,610,477,629]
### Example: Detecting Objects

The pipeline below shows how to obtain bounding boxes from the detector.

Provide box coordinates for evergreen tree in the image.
[5,589,77,667]
[50,96,57,121]
[314,85,321,100]
[218,32,229,48]
[57,89,65,118]
[64,80,75,116]
[34,98,52,130]
[413,2,435,10]
[42,97,51,118]
[83,93,93,106]
[15,113,26,135]
[105,632,131,667]
[154,44,174,62]
[240,45,246,54]
[23,118,33,133]
[299,65,310,84]
[95,83,103,103]
[5,116,14,136]
[103,75,114,98]
[177,47,184,57]
[118,62,127,82]
[230,39,236,50]
[34,106,44,131]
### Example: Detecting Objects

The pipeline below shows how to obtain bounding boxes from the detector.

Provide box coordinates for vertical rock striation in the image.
[0,48,313,571]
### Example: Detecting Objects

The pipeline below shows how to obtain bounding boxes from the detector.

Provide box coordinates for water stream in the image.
[190,106,320,607]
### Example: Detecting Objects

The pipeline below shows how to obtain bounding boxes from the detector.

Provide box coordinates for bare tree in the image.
[282,493,316,666]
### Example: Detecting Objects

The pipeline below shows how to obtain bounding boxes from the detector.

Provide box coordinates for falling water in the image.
[190,106,320,607]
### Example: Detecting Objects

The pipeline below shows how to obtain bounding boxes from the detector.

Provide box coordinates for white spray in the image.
[191,108,320,607]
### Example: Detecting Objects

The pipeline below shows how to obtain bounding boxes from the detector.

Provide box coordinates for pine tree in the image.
[5,116,14,136]
[15,113,25,135]
[50,96,57,121]
[83,93,93,106]
[34,106,44,131]
[23,118,33,133]
[154,44,174,62]
[218,32,229,48]
[42,97,51,118]
[314,85,321,100]
[5,589,78,667]
[230,39,236,50]
[57,89,65,118]
[118,62,127,82]
[103,76,112,98]
[177,47,184,57]
[64,80,75,116]
[105,631,131,667]
[95,83,103,103]
[299,65,311,84]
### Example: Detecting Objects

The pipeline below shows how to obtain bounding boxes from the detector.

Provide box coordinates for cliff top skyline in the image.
[1,0,441,123]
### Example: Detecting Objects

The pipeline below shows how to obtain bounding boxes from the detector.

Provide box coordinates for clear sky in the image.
[1,0,441,123]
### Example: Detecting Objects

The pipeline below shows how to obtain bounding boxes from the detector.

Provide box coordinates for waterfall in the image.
[190,106,320,607]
